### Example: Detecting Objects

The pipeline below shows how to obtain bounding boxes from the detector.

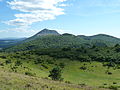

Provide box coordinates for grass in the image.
[0,55,120,89]
[0,68,105,90]
[62,60,120,86]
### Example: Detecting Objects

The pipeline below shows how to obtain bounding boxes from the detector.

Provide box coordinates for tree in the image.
[49,67,63,81]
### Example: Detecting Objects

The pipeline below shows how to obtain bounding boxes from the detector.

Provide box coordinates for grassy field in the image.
[0,68,107,90]
[0,55,120,89]
[0,69,86,90]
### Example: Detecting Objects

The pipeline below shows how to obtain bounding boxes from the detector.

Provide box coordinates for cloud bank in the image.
[6,0,67,27]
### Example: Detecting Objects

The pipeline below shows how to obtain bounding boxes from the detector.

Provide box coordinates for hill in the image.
[34,28,60,36]
[1,31,120,89]
[78,34,120,46]
[0,68,108,90]
[0,45,120,89]
[0,69,83,90]
[4,29,120,52]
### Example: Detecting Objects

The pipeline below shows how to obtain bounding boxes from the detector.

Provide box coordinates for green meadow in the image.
[0,53,119,90]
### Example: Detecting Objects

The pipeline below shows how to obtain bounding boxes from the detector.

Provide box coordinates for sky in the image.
[0,0,120,38]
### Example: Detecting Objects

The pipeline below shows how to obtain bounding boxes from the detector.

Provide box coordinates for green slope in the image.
[1,45,120,89]
[0,69,87,90]
[4,33,120,52]
[0,53,119,90]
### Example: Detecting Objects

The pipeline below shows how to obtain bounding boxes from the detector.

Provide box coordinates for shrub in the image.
[108,86,118,90]
[115,47,120,52]
[65,81,72,84]
[103,83,107,85]
[107,72,112,75]
[78,83,86,87]
[46,60,54,64]
[80,66,87,70]
[34,58,43,64]
[113,82,117,84]
[5,60,11,64]
[0,62,4,66]
[25,84,32,87]
[117,67,120,69]
[25,71,35,76]
[49,67,63,81]
[15,60,22,66]
[0,56,6,59]
[41,64,48,69]
[11,66,18,72]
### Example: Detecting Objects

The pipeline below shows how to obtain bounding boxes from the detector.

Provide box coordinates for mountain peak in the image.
[35,28,60,36]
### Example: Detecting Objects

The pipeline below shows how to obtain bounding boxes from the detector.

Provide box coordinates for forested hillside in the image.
[4,29,120,52]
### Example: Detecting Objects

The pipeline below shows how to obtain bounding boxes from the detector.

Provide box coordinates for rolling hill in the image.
[1,29,120,90]
[0,46,120,89]
[4,28,120,52]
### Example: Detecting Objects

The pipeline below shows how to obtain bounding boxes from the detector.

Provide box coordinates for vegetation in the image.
[49,66,63,81]
[0,69,86,90]
[0,30,120,89]
[4,33,120,52]
[0,44,119,89]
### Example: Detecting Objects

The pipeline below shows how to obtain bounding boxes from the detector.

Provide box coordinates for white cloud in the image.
[6,0,67,27]
[59,4,68,7]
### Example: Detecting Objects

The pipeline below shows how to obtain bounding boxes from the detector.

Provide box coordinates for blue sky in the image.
[0,0,120,38]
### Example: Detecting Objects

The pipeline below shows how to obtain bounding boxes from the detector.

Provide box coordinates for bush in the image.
[15,60,22,66]
[49,67,63,81]
[103,83,107,85]
[117,67,120,69]
[25,83,32,87]
[107,72,112,75]
[65,81,72,84]
[46,60,54,64]
[80,66,87,70]
[41,64,48,69]
[78,83,86,87]
[0,56,6,59]
[108,86,118,90]
[11,66,18,72]
[34,58,43,64]
[0,62,4,66]
[113,82,117,84]
[5,60,11,64]
[25,71,35,76]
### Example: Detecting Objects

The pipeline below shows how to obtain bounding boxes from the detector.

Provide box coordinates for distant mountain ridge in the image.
[0,38,26,49]
[3,28,120,52]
